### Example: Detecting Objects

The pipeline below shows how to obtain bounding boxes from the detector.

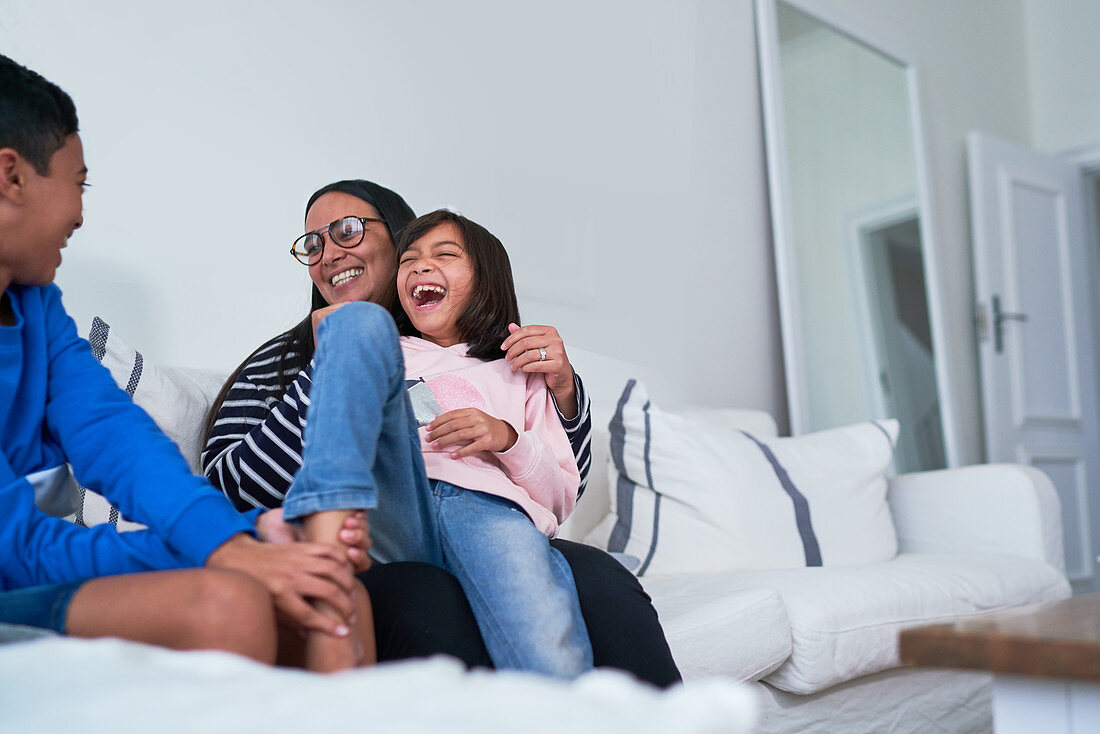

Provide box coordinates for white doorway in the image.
[849,200,946,475]
[968,132,1100,594]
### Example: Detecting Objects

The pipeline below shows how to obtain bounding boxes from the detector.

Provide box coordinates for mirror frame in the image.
[754,0,960,466]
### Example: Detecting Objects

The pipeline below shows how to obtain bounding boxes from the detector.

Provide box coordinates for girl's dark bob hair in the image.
[393,209,520,361]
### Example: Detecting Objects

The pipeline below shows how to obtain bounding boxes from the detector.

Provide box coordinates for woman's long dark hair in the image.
[203,180,416,444]
[393,209,520,361]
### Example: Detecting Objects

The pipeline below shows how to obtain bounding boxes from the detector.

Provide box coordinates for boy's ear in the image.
[0,148,28,205]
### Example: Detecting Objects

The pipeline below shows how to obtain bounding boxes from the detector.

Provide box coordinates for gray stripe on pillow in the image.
[741,431,823,567]
[637,400,661,577]
[871,420,895,450]
[89,317,109,362]
[608,474,635,554]
[607,380,637,553]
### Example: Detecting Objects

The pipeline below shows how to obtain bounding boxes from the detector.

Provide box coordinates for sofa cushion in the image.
[693,552,1070,694]
[640,578,791,683]
[584,379,899,576]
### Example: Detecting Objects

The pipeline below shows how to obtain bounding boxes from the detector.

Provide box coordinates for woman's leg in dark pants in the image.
[361,546,681,688]
[359,561,490,667]
[551,539,682,688]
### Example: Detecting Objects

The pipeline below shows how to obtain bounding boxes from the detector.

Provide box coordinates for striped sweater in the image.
[202,333,593,512]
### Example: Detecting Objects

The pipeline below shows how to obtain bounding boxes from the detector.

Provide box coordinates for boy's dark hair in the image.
[0,54,79,174]
[393,209,520,361]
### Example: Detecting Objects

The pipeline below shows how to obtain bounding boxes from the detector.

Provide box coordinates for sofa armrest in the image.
[888,463,1065,571]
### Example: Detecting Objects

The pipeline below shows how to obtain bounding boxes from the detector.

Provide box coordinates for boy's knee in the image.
[188,570,277,662]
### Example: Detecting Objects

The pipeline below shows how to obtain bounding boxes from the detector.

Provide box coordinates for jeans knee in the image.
[320,302,398,344]
[316,302,403,379]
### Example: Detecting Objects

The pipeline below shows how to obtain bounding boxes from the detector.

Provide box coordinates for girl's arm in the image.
[201,336,311,511]
[495,374,582,524]
[499,323,593,498]
[425,375,580,523]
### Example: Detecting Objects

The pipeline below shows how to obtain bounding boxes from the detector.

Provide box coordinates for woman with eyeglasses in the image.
[201,180,680,686]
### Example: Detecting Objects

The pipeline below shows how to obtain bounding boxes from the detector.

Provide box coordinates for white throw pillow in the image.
[67,317,225,530]
[584,379,899,576]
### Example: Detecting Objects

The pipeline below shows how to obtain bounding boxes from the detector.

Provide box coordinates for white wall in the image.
[0,0,782,415]
[2,1,1056,461]
[1022,0,1100,154]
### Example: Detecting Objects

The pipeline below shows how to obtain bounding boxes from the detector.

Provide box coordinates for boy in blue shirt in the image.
[0,53,366,664]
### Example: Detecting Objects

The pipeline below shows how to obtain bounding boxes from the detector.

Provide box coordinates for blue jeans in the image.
[283,303,593,677]
[0,581,83,633]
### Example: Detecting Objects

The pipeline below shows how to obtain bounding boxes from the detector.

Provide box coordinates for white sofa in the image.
[4,330,1071,734]
[553,349,1071,734]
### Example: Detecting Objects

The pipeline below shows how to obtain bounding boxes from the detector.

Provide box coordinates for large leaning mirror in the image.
[755,0,958,473]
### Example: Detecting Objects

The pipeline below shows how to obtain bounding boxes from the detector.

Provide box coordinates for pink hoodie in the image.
[400,336,580,537]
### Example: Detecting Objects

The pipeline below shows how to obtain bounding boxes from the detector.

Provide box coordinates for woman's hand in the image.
[501,323,577,418]
[206,533,356,637]
[255,508,371,573]
[427,408,518,458]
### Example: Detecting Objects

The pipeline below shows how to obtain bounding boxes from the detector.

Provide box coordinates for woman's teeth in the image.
[331,268,363,287]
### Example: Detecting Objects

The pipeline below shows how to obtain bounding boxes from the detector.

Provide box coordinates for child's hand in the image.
[428,408,518,458]
[501,323,578,418]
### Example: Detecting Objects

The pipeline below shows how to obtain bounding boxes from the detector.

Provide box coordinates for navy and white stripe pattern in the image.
[203,333,594,511]
[76,317,140,528]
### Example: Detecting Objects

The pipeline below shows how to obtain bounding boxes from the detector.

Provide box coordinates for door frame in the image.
[1028,143,1100,591]
[845,196,921,424]
[1062,145,1100,387]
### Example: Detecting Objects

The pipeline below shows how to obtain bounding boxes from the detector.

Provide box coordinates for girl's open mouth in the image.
[412,283,447,309]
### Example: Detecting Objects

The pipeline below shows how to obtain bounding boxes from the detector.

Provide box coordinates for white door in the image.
[967,131,1100,592]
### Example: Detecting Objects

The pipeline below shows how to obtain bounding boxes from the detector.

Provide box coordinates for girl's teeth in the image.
[412,284,446,299]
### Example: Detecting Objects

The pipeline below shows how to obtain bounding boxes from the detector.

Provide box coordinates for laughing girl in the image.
[392,209,591,677]
[281,209,591,678]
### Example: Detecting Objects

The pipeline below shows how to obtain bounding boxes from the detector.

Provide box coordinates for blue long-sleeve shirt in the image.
[0,284,255,591]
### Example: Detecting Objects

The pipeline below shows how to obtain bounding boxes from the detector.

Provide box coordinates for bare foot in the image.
[302,510,376,672]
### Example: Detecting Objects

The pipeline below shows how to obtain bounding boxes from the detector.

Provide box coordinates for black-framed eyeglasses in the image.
[290,216,388,266]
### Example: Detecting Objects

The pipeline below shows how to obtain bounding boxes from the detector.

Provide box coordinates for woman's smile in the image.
[330,267,364,288]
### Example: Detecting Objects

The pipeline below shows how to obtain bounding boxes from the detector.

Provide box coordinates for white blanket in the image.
[0,637,758,734]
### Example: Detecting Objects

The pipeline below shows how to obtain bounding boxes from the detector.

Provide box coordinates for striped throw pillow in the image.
[584,380,898,576]
[67,318,225,530]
